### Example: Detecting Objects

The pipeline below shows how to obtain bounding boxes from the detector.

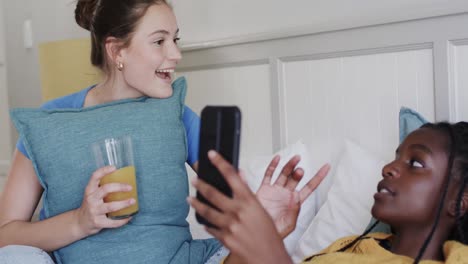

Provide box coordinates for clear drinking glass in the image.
[91,136,139,219]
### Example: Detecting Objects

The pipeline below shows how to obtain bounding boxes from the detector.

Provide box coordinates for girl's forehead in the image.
[135,4,178,35]
[400,128,449,153]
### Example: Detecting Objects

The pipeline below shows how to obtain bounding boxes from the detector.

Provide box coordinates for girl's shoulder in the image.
[41,85,95,110]
[444,240,468,263]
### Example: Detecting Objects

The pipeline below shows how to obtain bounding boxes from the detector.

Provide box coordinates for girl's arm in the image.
[0,150,133,251]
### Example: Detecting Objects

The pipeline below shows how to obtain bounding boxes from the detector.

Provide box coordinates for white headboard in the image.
[178,12,468,167]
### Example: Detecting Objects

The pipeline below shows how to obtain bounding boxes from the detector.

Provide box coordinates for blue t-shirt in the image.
[16,85,200,166]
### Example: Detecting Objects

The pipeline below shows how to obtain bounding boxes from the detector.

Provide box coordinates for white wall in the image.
[281,49,434,164]
[177,12,468,162]
[2,0,468,164]
[4,0,40,150]
[451,42,468,122]
[173,0,468,46]
[3,0,88,150]
[179,64,273,166]
[0,0,11,175]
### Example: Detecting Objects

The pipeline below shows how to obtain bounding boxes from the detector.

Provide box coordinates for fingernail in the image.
[208,150,216,159]
[186,197,193,204]
[129,198,136,204]
[126,185,132,191]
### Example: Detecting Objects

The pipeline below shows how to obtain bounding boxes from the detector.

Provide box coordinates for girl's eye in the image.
[154,39,164,46]
[410,159,423,168]
[174,37,180,44]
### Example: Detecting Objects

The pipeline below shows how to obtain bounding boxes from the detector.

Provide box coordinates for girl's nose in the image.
[167,43,182,62]
[382,161,400,179]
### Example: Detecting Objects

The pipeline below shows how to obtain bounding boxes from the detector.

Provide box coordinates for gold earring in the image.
[117,61,124,71]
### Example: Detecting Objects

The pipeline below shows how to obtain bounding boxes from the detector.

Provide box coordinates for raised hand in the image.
[74,166,135,236]
[256,156,330,238]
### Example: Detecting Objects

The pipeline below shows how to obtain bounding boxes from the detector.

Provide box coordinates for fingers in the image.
[299,163,330,203]
[85,166,116,195]
[98,199,136,215]
[284,167,304,191]
[274,155,301,187]
[208,151,251,198]
[204,226,224,240]
[191,177,235,213]
[188,196,230,228]
[261,155,280,185]
[93,182,132,201]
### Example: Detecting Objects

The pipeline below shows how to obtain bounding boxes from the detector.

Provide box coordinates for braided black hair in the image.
[412,122,468,264]
[449,122,468,245]
[412,122,456,263]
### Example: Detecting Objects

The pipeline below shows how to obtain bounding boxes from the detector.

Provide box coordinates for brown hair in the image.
[75,0,169,74]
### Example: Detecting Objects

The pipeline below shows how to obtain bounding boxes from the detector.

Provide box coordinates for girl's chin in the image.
[371,205,385,221]
[147,87,173,98]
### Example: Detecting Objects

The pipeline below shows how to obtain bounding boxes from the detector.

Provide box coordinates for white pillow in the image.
[187,140,330,250]
[186,164,213,239]
[291,140,385,262]
[244,140,324,254]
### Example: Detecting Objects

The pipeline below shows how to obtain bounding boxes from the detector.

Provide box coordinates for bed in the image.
[180,12,468,262]
[9,10,468,264]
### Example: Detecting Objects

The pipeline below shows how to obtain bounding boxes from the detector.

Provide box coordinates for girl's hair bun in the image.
[75,0,100,31]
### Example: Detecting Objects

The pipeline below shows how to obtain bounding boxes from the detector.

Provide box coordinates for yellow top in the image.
[301,233,468,264]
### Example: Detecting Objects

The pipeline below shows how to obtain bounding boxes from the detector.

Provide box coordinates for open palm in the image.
[256,155,330,238]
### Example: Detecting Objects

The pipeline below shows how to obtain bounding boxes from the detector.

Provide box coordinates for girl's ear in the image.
[104,36,124,67]
[448,191,468,217]
[461,192,468,215]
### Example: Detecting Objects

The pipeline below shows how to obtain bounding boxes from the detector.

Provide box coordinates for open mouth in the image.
[378,188,393,195]
[376,182,396,196]
[155,69,174,80]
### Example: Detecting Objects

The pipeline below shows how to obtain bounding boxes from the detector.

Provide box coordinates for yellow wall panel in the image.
[39,38,102,102]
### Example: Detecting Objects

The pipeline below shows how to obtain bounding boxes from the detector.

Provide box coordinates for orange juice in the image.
[99,166,139,219]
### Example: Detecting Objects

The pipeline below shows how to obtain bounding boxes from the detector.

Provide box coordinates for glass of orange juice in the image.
[91,136,139,219]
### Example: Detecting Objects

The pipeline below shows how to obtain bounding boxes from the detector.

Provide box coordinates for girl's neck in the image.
[391,226,449,261]
[84,75,143,107]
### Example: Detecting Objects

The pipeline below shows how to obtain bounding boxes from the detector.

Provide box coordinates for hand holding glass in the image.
[92,136,139,219]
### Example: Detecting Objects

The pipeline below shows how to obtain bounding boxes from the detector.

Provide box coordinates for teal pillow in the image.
[10,77,220,264]
[399,107,429,142]
[366,107,428,234]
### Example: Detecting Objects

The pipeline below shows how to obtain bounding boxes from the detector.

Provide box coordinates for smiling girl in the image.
[0,1,330,263]
[0,1,212,263]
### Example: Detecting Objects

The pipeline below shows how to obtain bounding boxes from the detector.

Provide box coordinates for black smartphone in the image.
[196,106,241,228]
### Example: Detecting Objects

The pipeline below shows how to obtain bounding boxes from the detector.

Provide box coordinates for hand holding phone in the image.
[196,106,241,228]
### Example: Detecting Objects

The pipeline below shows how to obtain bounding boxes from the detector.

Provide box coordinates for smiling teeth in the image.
[380,188,390,193]
[156,69,174,73]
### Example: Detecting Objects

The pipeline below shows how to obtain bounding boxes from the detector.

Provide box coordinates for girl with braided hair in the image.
[190,122,468,263]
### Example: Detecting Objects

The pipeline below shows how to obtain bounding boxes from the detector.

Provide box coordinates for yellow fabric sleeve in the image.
[300,233,468,264]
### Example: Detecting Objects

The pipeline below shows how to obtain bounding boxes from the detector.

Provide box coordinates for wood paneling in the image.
[179,64,273,166]
[281,49,435,163]
[452,43,468,121]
